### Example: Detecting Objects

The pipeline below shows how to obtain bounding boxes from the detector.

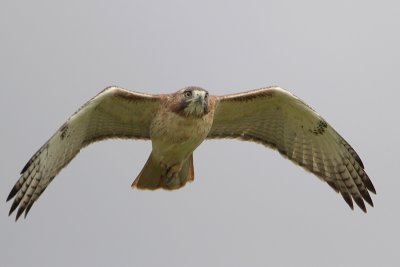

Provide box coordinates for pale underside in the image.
[7,86,375,220]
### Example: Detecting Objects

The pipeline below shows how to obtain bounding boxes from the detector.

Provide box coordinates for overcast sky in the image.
[1,1,399,266]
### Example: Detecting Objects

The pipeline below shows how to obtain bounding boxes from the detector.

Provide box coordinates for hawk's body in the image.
[7,86,376,220]
[135,88,216,189]
[150,91,214,168]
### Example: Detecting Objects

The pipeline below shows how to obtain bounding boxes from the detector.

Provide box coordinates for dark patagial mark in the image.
[113,89,160,102]
[309,119,328,135]
[227,90,274,102]
[59,122,69,140]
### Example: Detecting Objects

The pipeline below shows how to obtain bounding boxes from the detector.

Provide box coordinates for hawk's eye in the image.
[184,91,192,97]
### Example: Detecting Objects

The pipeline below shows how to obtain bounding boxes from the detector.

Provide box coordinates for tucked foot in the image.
[162,163,183,189]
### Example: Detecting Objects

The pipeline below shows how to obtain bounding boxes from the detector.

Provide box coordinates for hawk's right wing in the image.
[7,86,162,220]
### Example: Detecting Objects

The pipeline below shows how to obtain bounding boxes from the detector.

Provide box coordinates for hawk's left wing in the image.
[207,87,375,212]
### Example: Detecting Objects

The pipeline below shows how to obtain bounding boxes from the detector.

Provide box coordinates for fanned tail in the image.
[132,153,194,190]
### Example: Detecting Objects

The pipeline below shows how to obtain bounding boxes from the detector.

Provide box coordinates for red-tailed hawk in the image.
[7,86,376,220]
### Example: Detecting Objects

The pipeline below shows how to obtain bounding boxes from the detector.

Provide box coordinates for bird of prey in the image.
[7,86,376,220]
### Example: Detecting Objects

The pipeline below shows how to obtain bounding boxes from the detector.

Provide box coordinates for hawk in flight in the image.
[7,86,376,220]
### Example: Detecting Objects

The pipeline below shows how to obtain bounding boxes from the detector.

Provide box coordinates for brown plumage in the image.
[7,86,375,220]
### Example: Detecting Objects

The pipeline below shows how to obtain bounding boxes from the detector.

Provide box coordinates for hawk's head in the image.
[170,86,210,117]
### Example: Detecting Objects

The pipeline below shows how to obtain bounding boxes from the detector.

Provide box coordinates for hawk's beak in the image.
[195,95,204,103]
[187,89,209,115]
[193,91,206,104]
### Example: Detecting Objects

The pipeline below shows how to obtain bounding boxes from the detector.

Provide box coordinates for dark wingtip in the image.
[8,200,19,216]
[15,207,25,221]
[354,197,367,213]
[20,161,31,175]
[6,186,18,202]
[360,190,374,207]
[353,153,364,169]
[327,181,340,193]
[365,179,376,194]
[24,202,34,218]
[360,172,376,194]
[341,192,354,210]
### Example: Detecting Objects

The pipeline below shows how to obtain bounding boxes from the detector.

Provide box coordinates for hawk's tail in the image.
[131,153,194,190]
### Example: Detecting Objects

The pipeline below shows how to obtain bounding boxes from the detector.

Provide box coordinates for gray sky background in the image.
[1,1,399,266]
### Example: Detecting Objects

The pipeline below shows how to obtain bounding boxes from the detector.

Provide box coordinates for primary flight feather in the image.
[7,86,376,220]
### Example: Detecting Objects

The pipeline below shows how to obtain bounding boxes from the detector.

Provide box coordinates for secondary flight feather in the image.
[7,86,376,220]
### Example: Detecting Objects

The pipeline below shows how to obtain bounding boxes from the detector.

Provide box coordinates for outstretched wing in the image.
[7,86,162,220]
[208,87,375,212]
